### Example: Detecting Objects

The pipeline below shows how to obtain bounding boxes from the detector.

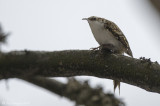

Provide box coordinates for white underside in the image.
[88,20,125,52]
[88,21,120,46]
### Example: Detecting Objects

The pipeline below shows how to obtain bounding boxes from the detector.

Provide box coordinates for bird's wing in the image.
[104,21,133,57]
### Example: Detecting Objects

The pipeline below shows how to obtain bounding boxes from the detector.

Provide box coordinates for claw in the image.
[90,46,100,51]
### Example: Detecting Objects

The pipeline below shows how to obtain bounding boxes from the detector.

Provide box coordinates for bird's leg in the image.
[90,44,116,53]
[101,44,115,53]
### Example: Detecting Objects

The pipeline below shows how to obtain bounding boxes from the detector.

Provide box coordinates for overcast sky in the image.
[0,0,160,106]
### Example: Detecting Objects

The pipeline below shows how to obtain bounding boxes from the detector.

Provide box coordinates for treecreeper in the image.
[83,16,133,94]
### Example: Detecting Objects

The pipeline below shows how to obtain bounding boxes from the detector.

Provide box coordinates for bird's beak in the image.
[82,18,88,20]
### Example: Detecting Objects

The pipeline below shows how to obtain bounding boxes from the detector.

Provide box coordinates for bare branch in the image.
[0,50,160,93]
[21,77,124,106]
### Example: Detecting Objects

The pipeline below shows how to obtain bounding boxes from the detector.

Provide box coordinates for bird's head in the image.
[82,16,99,21]
[82,16,107,25]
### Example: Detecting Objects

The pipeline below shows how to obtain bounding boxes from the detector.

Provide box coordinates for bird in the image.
[82,16,133,94]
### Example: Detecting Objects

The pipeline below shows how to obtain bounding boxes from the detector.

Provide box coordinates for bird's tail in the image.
[113,80,120,95]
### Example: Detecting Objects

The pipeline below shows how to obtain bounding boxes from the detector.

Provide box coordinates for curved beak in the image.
[82,18,88,20]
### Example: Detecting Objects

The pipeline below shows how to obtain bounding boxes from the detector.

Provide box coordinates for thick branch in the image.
[21,77,124,106]
[0,50,160,93]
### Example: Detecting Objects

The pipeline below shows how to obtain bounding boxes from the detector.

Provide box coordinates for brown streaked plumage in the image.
[83,16,133,94]
[103,19,133,57]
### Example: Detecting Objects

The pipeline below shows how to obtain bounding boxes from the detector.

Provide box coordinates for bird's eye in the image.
[91,18,96,21]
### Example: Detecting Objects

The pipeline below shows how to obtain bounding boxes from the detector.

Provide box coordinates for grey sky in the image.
[0,0,160,106]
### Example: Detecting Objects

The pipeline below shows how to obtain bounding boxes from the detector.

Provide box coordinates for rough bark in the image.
[21,77,124,106]
[0,50,160,93]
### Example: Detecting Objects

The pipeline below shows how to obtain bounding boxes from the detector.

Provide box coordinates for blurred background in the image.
[0,0,160,106]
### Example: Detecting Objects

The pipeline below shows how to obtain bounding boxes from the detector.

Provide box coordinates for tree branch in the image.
[20,77,124,106]
[0,50,160,93]
[150,0,160,14]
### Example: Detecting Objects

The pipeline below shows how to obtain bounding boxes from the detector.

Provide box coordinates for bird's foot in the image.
[90,46,100,51]
[100,44,115,53]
